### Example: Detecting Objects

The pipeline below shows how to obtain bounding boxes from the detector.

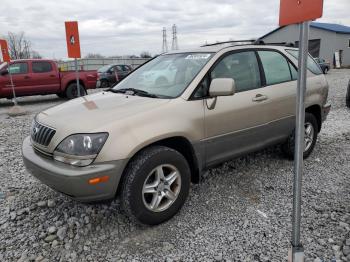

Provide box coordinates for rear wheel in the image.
[100,80,109,88]
[282,112,318,159]
[120,146,190,225]
[65,83,86,99]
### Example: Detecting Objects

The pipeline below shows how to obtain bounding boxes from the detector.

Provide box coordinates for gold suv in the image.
[22,44,331,225]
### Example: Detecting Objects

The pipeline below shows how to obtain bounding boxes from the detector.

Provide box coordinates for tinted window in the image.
[285,49,323,75]
[9,62,28,74]
[121,65,131,71]
[32,62,52,73]
[211,51,261,92]
[258,51,292,85]
[114,65,122,71]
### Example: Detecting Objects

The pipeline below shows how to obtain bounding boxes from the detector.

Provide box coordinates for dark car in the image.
[96,64,133,88]
[315,58,330,74]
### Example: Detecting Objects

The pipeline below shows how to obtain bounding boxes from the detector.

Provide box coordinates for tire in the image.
[100,80,109,88]
[324,67,328,74]
[65,83,87,99]
[281,112,318,159]
[120,146,191,225]
[56,93,66,99]
[346,80,350,108]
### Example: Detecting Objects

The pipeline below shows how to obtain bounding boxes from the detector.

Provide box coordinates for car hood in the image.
[37,91,171,133]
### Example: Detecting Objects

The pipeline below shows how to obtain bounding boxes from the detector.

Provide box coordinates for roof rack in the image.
[201,39,296,48]
[201,40,256,47]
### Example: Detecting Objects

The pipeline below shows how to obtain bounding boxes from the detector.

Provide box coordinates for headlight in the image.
[53,133,108,166]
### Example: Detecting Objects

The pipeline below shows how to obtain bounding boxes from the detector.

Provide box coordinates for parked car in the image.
[315,57,330,74]
[96,64,132,88]
[22,45,331,225]
[0,59,97,99]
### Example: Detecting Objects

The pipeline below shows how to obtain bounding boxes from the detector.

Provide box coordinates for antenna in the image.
[171,24,179,50]
[162,27,168,53]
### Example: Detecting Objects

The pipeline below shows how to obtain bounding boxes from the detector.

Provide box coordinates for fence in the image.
[58,58,150,71]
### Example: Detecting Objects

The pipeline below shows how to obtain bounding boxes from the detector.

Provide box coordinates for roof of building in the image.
[311,22,350,33]
[261,22,350,39]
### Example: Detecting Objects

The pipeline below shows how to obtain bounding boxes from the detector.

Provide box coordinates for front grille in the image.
[31,121,56,147]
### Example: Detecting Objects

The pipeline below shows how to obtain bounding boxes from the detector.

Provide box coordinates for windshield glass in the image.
[112,53,213,98]
[98,65,112,73]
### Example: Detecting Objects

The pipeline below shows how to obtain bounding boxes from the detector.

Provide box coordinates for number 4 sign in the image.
[65,21,81,58]
[0,39,11,63]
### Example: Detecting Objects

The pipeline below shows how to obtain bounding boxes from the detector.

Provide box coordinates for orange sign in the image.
[279,0,323,26]
[65,21,81,58]
[0,39,11,63]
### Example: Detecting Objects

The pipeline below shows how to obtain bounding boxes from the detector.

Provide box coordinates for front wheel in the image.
[281,112,318,159]
[324,67,328,74]
[65,83,87,99]
[120,146,190,225]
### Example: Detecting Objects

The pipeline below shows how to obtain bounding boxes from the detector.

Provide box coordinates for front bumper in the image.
[22,136,128,202]
[322,103,331,122]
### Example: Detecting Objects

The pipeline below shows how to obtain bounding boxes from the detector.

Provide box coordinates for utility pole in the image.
[162,27,168,53]
[171,24,179,50]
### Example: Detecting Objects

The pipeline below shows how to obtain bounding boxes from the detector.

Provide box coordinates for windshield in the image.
[98,65,113,73]
[112,53,213,98]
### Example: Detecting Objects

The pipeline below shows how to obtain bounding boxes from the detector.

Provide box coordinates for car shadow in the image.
[0,96,63,108]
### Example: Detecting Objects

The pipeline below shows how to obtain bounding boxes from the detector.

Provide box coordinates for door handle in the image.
[49,75,56,77]
[24,76,30,79]
[252,94,268,102]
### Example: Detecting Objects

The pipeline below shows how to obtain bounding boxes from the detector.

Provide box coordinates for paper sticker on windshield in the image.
[185,54,211,60]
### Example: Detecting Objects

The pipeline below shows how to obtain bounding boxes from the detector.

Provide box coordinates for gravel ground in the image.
[0,70,349,262]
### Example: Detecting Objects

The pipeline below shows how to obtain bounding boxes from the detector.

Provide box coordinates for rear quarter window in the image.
[285,49,323,75]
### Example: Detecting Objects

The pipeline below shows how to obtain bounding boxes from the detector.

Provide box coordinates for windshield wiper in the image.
[107,88,160,98]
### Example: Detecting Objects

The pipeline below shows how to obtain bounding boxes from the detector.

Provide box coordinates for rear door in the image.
[200,51,270,166]
[255,50,298,143]
[30,61,60,94]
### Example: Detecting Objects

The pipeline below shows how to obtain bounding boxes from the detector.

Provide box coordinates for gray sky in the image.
[1,0,350,59]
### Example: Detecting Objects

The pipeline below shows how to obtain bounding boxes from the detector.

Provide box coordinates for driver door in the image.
[200,51,270,166]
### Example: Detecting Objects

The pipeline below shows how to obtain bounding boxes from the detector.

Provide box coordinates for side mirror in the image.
[0,69,9,76]
[209,78,235,97]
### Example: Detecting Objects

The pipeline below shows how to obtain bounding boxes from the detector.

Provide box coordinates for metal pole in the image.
[8,63,18,106]
[75,58,80,97]
[291,21,310,261]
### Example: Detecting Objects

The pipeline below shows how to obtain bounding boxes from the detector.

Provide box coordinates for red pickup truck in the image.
[0,59,97,99]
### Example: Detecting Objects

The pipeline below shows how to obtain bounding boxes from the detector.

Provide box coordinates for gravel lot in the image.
[0,70,349,262]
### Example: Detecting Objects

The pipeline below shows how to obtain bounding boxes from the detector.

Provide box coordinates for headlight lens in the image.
[53,133,108,166]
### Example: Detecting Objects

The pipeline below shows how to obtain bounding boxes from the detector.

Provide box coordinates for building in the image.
[260,22,350,67]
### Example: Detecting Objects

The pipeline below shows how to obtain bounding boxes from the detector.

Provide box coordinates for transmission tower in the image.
[162,27,168,53]
[171,24,179,50]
